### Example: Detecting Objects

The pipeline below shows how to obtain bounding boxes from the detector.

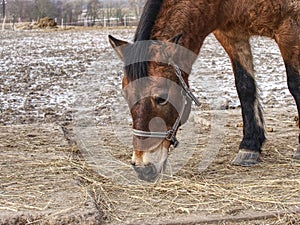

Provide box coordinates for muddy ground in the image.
[0,28,300,224]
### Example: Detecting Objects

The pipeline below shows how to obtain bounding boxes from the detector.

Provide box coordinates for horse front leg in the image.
[214,30,266,166]
[231,59,266,165]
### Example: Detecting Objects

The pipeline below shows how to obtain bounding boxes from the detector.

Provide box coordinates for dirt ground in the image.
[0,28,300,224]
[0,124,101,224]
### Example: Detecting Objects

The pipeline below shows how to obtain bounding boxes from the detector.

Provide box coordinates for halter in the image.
[132,64,200,148]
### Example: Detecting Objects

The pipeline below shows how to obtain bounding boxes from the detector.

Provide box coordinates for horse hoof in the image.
[232,149,260,166]
[294,147,300,159]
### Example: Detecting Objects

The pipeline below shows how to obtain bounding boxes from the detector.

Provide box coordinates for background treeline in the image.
[3,0,146,26]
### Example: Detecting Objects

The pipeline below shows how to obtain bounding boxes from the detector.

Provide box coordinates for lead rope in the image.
[173,64,201,106]
[164,90,187,148]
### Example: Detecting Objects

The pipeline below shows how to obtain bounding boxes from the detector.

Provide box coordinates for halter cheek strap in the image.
[132,64,200,148]
[132,91,186,148]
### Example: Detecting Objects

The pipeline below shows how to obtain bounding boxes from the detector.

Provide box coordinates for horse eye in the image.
[154,93,168,105]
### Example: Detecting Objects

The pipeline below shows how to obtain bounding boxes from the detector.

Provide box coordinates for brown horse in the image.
[109,0,300,181]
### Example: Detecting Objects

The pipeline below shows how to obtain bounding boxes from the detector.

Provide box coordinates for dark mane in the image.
[134,0,163,41]
[125,0,163,81]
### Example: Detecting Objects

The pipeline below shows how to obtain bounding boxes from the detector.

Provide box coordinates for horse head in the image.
[109,34,198,182]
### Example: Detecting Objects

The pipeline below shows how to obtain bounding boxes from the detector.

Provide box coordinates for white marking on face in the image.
[132,143,169,173]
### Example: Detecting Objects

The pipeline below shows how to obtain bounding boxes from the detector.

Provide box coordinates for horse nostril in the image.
[133,165,143,176]
[132,164,158,181]
[144,164,156,175]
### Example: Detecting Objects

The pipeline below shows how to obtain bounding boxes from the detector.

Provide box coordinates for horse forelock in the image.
[124,41,150,81]
[124,0,164,82]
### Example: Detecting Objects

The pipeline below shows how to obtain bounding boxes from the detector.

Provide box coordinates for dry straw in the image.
[75,109,300,224]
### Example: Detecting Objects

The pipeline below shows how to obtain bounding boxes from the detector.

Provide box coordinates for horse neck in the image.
[151,0,223,57]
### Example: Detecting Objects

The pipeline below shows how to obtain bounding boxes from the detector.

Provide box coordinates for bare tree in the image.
[129,0,146,19]
[111,0,127,25]
[5,0,147,26]
[103,0,113,20]
[7,0,34,21]
[62,0,83,25]
[33,0,56,18]
[87,0,103,25]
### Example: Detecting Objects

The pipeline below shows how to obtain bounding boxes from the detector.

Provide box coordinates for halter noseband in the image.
[132,64,200,148]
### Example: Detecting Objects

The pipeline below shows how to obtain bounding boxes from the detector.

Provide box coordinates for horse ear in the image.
[165,33,183,59]
[108,35,129,61]
[169,33,183,44]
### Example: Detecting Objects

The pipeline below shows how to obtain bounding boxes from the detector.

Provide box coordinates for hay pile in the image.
[36,17,57,28]
[17,17,57,30]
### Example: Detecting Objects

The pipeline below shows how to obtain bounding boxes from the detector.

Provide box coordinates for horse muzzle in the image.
[133,163,159,182]
[132,160,167,182]
[131,143,169,182]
